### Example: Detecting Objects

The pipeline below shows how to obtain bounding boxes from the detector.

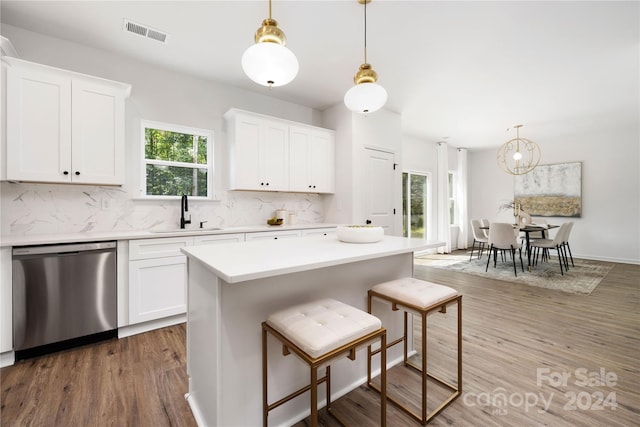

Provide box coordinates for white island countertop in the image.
[181,235,444,283]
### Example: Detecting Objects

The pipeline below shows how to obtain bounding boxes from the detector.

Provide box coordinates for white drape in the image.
[457,148,469,249]
[436,142,451,253]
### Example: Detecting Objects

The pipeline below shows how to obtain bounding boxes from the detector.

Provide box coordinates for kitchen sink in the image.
[149,227,223,233]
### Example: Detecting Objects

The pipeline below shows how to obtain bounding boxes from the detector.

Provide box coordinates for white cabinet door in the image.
[71,79,125,185]
[229,112,262,190]
[261,120,289,191]
[288,126,335,193]
[129,256,187,324]
[6,65,72,183]
[128,236,193,325]
[245,230,301,240]
[288,126,312,192]
[5,58,129,185]
[309,130,335,193]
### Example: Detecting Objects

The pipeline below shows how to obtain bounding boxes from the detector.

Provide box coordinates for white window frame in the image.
[140,120,213,199]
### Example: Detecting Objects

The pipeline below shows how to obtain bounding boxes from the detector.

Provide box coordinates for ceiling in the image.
[1,1,638,150]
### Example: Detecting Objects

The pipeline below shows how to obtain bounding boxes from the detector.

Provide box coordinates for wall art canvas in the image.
[514,162,582,217]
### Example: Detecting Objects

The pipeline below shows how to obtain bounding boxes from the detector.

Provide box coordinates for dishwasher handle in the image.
[12,241,116,256]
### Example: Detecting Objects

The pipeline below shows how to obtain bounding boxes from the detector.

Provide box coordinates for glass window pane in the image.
[146,164,208,197]
[145,128,207,164]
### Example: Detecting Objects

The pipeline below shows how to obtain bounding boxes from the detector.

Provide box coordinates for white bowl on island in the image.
[336,225,384,243]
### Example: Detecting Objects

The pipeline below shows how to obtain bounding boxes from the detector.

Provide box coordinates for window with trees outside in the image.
[141,120,213,198]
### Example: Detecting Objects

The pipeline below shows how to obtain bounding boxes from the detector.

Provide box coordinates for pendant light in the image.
[497,125,541,175]
[242,0,299,87]
[344,0,387,114]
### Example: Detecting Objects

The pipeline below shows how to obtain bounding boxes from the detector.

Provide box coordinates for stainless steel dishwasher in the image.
[12,241,117,360]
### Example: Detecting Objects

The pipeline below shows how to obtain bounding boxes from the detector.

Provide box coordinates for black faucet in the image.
[180,194,191,229]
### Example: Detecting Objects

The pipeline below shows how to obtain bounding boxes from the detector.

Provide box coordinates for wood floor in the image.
[2,253,638,426]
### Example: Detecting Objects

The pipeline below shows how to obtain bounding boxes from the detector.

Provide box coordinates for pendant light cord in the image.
[268,0,272,19]
[363,0,368,63]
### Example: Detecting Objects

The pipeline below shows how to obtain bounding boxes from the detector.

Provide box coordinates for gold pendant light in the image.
[242,0,299,87]
[344,0,387,114]
[497,125,541,175]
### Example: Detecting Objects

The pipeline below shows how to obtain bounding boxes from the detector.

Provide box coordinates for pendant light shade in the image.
[344,0,387,114]
[497,125,541,175]
[344,81,388,114]
[242,2,299,87]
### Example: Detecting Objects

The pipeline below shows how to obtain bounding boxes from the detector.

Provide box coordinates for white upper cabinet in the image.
[225,108,334,194]
[289,126,335,193]
[5,58,130,185]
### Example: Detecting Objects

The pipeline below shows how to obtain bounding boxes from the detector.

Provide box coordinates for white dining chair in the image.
[470,219,489,261]
[530,222,571,275]
[485,222,524,277]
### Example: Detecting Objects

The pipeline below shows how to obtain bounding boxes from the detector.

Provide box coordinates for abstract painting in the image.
[514,162,582,217]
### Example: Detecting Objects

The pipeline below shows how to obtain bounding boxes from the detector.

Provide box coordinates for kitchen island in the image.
[181,235,444,427]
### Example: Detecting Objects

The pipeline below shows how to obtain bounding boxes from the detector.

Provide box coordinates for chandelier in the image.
[497,125,541,175]
[241,0,299,87]
[343,0,387,114]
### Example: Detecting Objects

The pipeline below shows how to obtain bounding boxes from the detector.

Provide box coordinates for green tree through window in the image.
[142,121,212,197]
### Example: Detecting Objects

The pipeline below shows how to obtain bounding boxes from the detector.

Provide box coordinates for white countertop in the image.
[181,235,444,283]
[0,224,339,247]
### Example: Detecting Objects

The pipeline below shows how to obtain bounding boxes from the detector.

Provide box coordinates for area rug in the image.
[414,251,614,295]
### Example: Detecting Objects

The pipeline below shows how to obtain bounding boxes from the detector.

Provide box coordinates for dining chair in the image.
[562,222,575,268]
[469,219,489,261]
[481,218,491,239]
[530,222,571,275]
[485,222,524,277]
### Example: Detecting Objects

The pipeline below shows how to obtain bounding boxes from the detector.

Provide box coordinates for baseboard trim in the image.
[118,314,186,338]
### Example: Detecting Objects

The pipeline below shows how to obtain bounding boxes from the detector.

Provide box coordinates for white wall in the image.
[469,124,640,264]
[1,25,328,236]
[324,106,403,234]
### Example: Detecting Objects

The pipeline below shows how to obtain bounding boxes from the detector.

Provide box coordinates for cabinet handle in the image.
[75,171,80,176]
[266,182,269,186]
[274,237,278,239]
[308,185,312,188]
[63,171,69,175]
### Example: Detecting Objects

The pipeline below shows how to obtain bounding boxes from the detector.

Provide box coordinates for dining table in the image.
[481,223,559,271]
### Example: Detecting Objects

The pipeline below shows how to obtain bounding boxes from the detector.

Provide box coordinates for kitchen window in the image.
[141,120,213,198]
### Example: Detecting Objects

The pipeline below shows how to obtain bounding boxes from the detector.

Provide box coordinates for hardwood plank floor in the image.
[2,253,639,426]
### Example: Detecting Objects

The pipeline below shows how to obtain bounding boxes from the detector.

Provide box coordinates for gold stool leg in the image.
[262,325,268,427]
[422,311,428,425]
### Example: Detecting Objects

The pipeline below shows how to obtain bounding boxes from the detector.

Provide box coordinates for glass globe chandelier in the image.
[344,0,387,114]
[241,0,299,87]
[497,125,541,175]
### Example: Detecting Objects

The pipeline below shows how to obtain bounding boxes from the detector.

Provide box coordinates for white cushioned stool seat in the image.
[267,298,382,359]
[371,277,459,309]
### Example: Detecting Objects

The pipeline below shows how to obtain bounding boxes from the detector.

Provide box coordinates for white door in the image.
[363,148,396,234]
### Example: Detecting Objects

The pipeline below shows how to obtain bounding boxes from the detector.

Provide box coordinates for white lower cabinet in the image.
[128,234,245,325]
[129,256,188,324]
[128,237,192,325]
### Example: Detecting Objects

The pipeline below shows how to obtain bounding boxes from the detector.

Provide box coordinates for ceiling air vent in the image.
[123,19,169,44]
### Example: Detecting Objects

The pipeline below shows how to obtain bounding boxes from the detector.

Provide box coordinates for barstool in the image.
[367,277,461,425]
[262,298,387,427]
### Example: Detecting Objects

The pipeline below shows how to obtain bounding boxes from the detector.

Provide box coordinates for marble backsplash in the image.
[0,182,326,236]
